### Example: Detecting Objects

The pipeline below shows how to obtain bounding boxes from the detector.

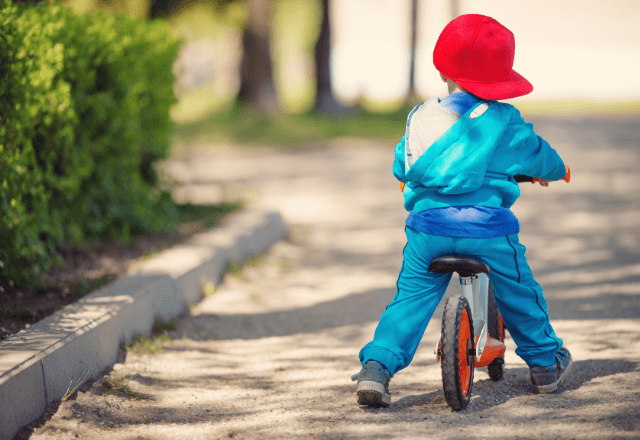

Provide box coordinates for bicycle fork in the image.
[435,273,493,363]
[459,273,489,362]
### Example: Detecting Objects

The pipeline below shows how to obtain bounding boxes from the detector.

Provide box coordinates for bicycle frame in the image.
[435,271,494,363]
[458,273,489,362]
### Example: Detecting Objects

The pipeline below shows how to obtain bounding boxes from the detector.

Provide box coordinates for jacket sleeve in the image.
[393,134,409,182]
[508,109,566,181]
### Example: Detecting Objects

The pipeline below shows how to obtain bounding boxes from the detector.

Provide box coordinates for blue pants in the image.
[359,227,562,376]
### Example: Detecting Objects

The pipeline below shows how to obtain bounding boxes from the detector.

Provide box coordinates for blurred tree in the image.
[150,0,237,19]
[35,0,150,17]
[149,0,183,18]
[450,0,458,19]
[98,0,151,18]
[59,0,97,12]
[238,0,279,115]
[313,0,353,115]
[313,0,332,113]
[408,0,418,103]
[9,0,49,4]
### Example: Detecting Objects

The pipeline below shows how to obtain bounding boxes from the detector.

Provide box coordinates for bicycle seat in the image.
[428,255,491,277]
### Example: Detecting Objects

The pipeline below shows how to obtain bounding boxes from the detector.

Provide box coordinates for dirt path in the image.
[19,118,640,439]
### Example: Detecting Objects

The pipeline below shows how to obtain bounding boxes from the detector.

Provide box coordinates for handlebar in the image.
[400,165,570,191]
[514,165,571,184]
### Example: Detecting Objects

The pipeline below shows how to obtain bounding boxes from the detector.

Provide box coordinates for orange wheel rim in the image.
[459,308,472,396]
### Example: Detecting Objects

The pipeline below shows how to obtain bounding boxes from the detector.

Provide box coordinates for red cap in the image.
[433,14,533,100]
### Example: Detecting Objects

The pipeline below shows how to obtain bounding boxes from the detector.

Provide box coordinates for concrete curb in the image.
[0,209,288,440]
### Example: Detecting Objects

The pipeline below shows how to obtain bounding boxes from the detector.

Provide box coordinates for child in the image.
[354,14,572,407]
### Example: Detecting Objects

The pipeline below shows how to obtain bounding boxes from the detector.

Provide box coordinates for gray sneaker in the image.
[352,361,392,407]
[530,347,573,394]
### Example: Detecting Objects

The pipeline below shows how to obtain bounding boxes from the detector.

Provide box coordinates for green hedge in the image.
[0,1,180,286]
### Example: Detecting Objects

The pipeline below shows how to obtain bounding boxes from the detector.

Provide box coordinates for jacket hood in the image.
[404,98,513,195]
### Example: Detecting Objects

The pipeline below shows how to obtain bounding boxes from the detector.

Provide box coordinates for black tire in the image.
[441,295,475,411]
[487,283,505,381]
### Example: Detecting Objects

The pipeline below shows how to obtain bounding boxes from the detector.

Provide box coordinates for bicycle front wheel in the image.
[441,294,475,411]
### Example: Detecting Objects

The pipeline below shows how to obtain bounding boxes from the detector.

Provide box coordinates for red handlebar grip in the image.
[400,182,406,191]
[532,165,570,184]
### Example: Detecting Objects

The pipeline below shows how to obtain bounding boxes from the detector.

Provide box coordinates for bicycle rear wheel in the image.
[487,283,505,381]
[441,294,475,411]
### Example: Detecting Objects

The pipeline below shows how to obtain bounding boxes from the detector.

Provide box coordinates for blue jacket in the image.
[394,99,566,213]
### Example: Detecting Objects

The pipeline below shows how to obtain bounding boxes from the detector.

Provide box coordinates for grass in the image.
[152,319,178,334]
[175,201,242,228]
[123,319,177,355]
[103,371,147,401]
[61,363,91,401]
[226,254,264,281]
[514,99,640,119]
[124,333,171,354]
[170,101,410,151]
[226,262,244,279]
[202,281,218,297]
[171,98,640,154]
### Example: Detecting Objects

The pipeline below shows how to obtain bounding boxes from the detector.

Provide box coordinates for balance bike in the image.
[397,166,570,411]
[429,256,506,411]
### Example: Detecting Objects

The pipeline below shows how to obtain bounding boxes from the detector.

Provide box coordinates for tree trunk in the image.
[149,0,196,19]
[238,0,279,115]
[314,0,332,113]
[149,0,174,18]
[408,0,418,103]
[450,0,459,19]
[313,0,354,115]
[10,0,47,4]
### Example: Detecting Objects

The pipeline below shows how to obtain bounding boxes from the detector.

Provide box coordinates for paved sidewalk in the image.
[21,116,640,439]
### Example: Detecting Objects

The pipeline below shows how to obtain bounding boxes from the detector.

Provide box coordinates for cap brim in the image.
[455,69,533,100]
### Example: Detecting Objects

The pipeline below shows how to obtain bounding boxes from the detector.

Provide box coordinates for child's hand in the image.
[537,178,550,187]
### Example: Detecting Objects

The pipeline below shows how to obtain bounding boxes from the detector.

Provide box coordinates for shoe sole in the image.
[356,381,391,407]
[532,357,573,394]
